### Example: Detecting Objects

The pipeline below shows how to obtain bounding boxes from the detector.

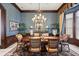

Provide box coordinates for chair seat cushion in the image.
[30,48,40,52]
[48,48,58,52]
[46,46,58,52]
[61,42,69,45]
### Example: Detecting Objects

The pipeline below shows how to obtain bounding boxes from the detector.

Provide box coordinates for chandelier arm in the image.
[32,3,47,32]
[38,3,41,13]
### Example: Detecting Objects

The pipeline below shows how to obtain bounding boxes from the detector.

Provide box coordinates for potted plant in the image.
[55,22,59,34]
[18,23,27,36]
[51,22,59,35]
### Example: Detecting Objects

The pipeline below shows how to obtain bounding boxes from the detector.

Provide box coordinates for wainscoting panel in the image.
[6,35,17,48]
[69,38,79,46]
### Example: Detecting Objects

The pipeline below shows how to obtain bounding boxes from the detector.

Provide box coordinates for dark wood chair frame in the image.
[47,39,59,56]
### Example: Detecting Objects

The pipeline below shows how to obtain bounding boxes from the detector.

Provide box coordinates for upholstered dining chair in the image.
[60,34,70,52]
[16,34,23,55]
[42,33,49,37]
[46,38,59,56]
[29,37,41,55]
[34,33,40,37]
[42,33,49,42]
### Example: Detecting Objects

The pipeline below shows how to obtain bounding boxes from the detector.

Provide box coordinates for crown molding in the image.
[11,3,22,12]
[11,3,64,13]
[57,3,65,12]
[21,10,57,13]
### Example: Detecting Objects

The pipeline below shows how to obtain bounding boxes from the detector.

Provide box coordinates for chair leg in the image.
[64,44,70,52]
[57,52,59,56]
[48,52,51,56]
[62,44,70,52]
[68,45,70,52]
[29,51,32,56]
[48,52,58,56]
[61,44,63,52]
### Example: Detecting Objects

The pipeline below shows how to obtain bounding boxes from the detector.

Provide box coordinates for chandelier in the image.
[32,3,47,32]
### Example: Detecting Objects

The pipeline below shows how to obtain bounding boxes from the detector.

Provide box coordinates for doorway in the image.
[0,4,7,48]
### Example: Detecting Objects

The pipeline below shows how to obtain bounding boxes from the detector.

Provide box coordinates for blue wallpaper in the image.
[2,3,22,36]
[22,12,58,33]
[1,3,59,35]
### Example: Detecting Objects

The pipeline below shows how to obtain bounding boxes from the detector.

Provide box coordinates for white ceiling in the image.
[16,3,63,10]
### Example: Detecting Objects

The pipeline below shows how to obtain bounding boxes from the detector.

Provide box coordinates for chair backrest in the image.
[60,34,69,41]
[34,33,40,37]
[30,38,41,48]
[42,33,49,37]
[48,39,58,48]
[63,34,69,42]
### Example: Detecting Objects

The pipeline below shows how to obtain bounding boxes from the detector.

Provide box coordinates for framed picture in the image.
[9,21,19,31]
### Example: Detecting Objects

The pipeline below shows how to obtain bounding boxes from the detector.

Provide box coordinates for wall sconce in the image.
[30,26,33,36]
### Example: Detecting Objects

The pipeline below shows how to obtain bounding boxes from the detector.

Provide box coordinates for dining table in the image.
[29,36,59,53]
[29,36,59,40]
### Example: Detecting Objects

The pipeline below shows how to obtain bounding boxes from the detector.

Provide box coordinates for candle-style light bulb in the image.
[44,18,46,21]
[34,15,37,17]
[39,13,41,16]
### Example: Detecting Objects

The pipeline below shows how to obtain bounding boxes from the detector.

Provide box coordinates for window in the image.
[66,13,73,38]
[75,11,79,39]
[64,4,79,46]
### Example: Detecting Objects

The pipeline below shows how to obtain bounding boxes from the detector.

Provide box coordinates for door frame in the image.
[0,4,7,48]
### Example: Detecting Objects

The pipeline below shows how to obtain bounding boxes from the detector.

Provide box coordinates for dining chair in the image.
[34,33,40,37]
[42,33,49,37]
[29,37,41,55]
[42,33,49,42]
[46,38,59,56]
[60,34,70,52]
[16,34,23,55]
